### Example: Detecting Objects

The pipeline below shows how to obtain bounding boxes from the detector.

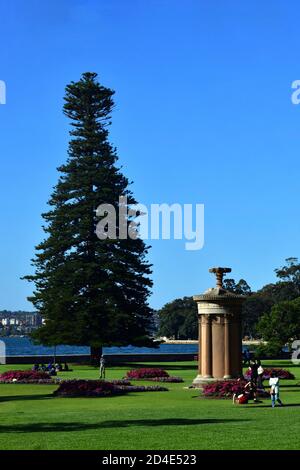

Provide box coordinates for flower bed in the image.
[203,379,271,399]
[0,370,52,384]
[244,368,295,380]
[53,379,168,397]
[53,380,119,397]
[114,385,169,392]
[144,377,184,383]
[202,380,246,399]
[126,368,169,379]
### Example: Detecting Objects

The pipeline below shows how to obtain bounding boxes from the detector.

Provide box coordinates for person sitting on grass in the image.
[233,378,249,405]
[269,372,283,408]
[244,379,259,403]
[233,379,259,405]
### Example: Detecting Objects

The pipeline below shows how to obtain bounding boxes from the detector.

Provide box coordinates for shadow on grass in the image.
[242,403,300,408]
[0,418,249,433]
[261,362,300,369]
[0,393,133,403]
[99,418,250,428]
[112,363,197,371]
[0,394,53,403]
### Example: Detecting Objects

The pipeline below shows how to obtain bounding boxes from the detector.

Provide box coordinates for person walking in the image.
[269,372,283,408]
[99,355,106,379]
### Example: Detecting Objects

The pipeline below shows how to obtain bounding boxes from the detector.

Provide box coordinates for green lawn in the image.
[0,360,299,450]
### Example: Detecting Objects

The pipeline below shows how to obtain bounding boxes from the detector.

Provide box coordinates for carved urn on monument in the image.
[193,267,246,385]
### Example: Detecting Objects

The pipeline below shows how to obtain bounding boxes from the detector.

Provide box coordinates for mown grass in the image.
[0,360,299,450]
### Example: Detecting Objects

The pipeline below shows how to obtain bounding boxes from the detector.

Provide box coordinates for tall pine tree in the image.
[24,72,154,361]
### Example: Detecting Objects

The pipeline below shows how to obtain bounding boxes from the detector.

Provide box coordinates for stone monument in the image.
[193,267,245,385]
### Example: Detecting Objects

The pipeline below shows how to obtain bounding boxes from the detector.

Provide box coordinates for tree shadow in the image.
[0,394,53,403]
[0,393,132,403]
[99,418,250,428]
[0,418,249,434]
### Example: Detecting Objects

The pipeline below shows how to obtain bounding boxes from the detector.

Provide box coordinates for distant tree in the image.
[23,72,155,362]
[223,278,251,295]
[158,297,197,340]
[275,257,300,294]
[242,295,273,338]
[257,297,300,355]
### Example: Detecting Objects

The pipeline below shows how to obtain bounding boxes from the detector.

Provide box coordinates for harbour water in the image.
[1,336,199,356]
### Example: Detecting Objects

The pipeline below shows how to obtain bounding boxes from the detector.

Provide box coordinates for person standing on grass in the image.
[257,360,265,389]
[269,372,283,408]
[249,359,258,386]
[99,355,106,379]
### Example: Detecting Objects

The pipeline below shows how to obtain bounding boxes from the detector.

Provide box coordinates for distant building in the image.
[0,311,43,335]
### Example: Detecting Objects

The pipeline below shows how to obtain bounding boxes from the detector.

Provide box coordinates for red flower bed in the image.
[203,380,247,398]
[53,380,119,397]
[126,368,169,379]
[244,368,295,380]
[0,370,51,383]
[53,379,169,397]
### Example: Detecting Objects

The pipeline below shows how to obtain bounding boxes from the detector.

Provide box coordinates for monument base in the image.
[192,375,218,387]
[192,374,237,388]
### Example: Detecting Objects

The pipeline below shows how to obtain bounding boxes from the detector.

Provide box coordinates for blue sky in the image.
[0,0,299,311]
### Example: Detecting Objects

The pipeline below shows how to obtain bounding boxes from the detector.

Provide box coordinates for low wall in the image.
[4,353,197,365]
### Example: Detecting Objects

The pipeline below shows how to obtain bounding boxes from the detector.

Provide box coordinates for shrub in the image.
[126,368,169,379]
[0,370,51,383]
[244,368,295,380]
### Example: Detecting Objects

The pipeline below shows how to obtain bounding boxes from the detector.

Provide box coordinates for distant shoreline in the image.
[1,335,263,346]
[162,339,263,345]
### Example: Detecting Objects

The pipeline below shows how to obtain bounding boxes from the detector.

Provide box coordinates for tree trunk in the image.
[90,346,102,366]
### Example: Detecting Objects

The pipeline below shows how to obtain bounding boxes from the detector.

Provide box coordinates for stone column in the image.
[198,315,202,375]
[224,314,231,379]
[201,315,212,378]
[212,316,224,379]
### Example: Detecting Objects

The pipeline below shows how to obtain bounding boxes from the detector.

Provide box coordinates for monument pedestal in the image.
[192,267,245,386]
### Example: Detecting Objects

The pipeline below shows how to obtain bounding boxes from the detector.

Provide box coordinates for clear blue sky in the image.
[0,0,299,311]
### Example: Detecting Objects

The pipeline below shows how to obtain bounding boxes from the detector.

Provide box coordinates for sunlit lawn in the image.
[0,360,299,450]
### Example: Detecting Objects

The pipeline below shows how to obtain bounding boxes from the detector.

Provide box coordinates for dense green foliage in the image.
[0,360,299,450]
[257,297,300,355]
[23,73,154,356]
[158,297,197,339]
